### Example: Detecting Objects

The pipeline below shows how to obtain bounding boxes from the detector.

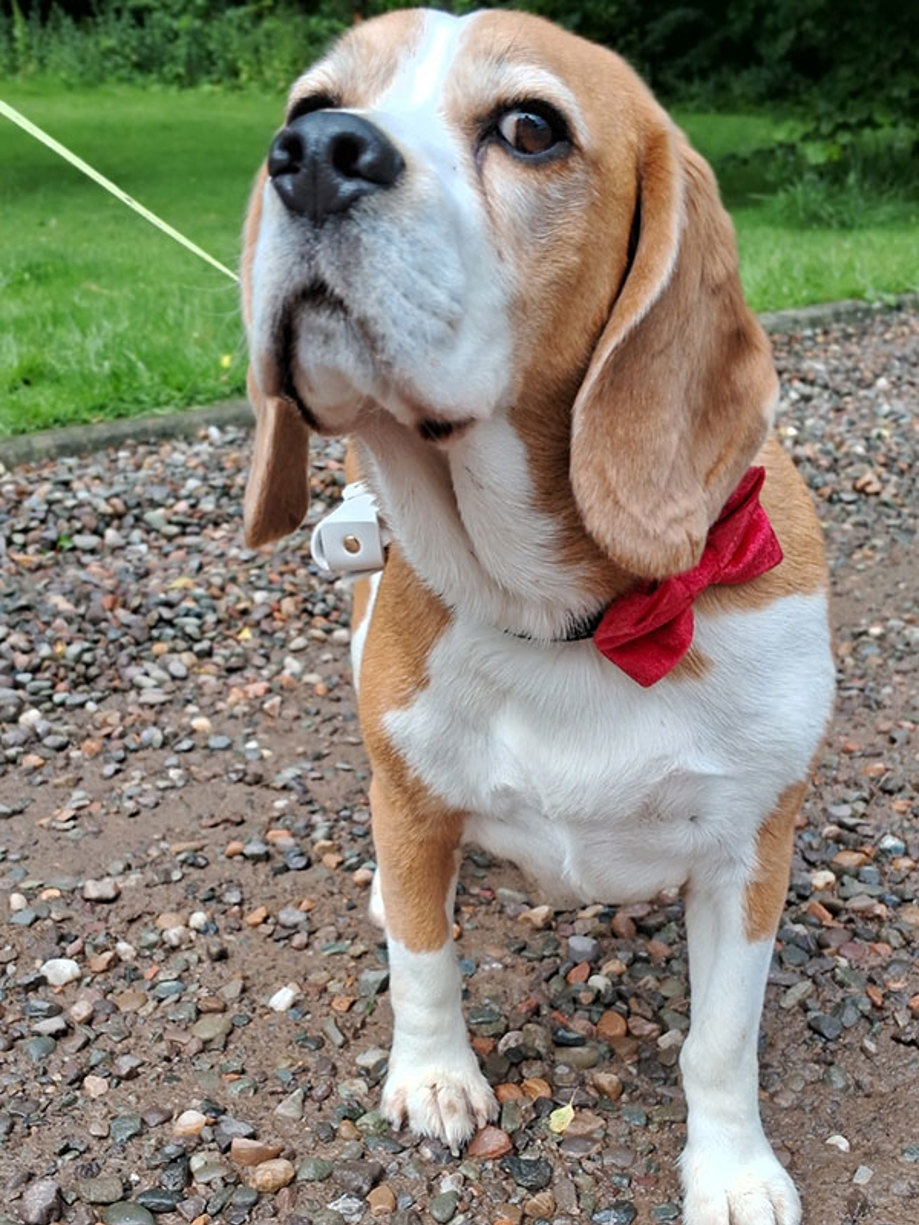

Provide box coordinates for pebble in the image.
[173,1109,208,1137]
[246,1157,296,1191]
[500,1157,553,1190]
[467,1125,514,1160]
[592,1207,637,1225]
[275,1087,305,1120]
[20,1179,61,1225]
[82,876,121,902]
[524,1191,556,1218]
[78,1173,125,1204]
[567,934,600,962]
[368,1184,397,1215]
[297,1157,334,1182]
[808,1013,843,1041]
[429,1191,460,1223]
[135,1190,183,1213]
[268,983,300,1012]
[40,957,81,986]
[100,1206,156,1225]
[230,1136,283,1166]
[110,1113,143,1143]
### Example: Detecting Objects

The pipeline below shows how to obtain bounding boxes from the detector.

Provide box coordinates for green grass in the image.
[1,81,284,435]
[1,86,916,436]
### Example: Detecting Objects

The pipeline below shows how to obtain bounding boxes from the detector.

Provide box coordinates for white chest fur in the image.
[383,592,834,905]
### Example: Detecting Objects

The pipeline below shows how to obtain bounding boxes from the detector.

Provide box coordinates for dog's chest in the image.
[381,596,832,906]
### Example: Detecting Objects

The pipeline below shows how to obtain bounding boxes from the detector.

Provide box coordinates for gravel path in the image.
[0,310,917,1225]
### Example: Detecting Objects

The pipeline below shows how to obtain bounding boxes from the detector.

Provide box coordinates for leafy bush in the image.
[2,0,915,208]
[0,1,349,90]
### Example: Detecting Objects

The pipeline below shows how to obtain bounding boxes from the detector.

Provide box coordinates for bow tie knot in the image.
[593,466,783,686]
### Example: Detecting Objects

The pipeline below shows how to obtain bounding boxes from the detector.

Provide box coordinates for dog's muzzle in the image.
[268,111,405,225]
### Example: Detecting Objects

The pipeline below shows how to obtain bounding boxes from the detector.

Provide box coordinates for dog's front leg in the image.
[370,777,498,1150]
[680,787,805,1225]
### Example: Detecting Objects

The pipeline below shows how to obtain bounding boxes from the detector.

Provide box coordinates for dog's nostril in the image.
[268,130,305,178]
[331,134,363,178]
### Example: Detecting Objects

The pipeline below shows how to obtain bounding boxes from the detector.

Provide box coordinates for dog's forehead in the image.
[288,8,591,127]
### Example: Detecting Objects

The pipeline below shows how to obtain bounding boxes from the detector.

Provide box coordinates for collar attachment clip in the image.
[310,481,387,579]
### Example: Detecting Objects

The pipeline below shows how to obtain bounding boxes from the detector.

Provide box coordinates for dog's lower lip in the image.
[301,279,347,314]
[419,418,472,443]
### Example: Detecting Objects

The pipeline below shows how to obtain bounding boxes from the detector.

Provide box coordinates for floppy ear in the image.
[570,119,777,579]
[240,165,311,549]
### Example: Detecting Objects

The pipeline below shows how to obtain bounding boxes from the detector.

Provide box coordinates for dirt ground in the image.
[0,311,917,1225]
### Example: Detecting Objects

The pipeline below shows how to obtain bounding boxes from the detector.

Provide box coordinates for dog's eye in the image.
[287,93,338,124]
[496,105,568,158]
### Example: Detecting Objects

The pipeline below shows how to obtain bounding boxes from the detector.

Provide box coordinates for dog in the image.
[240,9,835,1222]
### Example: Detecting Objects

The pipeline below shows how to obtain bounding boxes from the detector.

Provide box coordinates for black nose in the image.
[268,111,404,224]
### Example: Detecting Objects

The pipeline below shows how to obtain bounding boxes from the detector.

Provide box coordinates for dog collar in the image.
[311,469,783,687]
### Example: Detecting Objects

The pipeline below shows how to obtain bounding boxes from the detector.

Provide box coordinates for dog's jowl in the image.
[241,10,834,1223]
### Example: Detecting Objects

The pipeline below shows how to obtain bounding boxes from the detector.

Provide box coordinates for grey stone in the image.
[335,1159,383,1196]
[591,1207,637,1225]
[358,968,390,997]
[82,877,120,902]
[100,1206,156,1225]
[20,1178,61,1225]
[78,1174,125,1204]
[499,1157,553,1190]
[23,1035,56,1062]
[808,1013,843,1041]
[297,1156,334,1181]
[110,1113,143,1144]
[429,1191,460,1223]
[191,1014,233,1044]
[275,1087,305,1120]
[568,934,600,963]
[135,1188,183,1212]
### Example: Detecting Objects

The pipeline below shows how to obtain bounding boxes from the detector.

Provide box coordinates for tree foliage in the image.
[2,0,916,137]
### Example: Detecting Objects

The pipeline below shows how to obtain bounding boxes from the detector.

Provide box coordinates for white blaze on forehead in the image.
[376,9,477,113]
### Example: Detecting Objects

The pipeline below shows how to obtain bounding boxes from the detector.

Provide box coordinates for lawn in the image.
[1,83,916,436]
[1,82,283,436]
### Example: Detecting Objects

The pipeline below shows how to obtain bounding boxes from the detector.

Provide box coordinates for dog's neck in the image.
[356,407,627,640]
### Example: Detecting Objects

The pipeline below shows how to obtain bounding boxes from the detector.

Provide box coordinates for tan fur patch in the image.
[358,548,462,952]
[670,647,711,682]
[287,9,425,114]
[697,435,828,617]
[745,781,807,942]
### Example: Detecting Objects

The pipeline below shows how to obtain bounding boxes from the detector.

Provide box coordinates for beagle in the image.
[240,9,834,1223]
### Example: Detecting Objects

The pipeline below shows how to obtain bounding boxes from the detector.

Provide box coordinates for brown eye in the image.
[496,107,566,157]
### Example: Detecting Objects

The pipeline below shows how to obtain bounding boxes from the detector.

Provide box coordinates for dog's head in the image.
[242,8,776,578]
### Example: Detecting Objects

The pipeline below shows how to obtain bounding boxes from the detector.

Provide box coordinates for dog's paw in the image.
[380,1057,498,1152]
[681,1144,801,1225]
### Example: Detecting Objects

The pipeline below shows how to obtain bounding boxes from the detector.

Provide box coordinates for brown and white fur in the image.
[241,10,834,1223]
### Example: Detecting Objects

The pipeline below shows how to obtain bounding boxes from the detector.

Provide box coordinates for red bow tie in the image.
[593,466,783,687]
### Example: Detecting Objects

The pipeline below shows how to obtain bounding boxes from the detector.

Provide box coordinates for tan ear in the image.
[243,372,311,549]
[570,119,777,579]
[240,165,311,549]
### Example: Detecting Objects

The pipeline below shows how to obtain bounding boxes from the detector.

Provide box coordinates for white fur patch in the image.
[380,937,497,1150]
[680,888,802,1225]
[360,413,597,640]
[384,592,834,905]
[349,569,381,689]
